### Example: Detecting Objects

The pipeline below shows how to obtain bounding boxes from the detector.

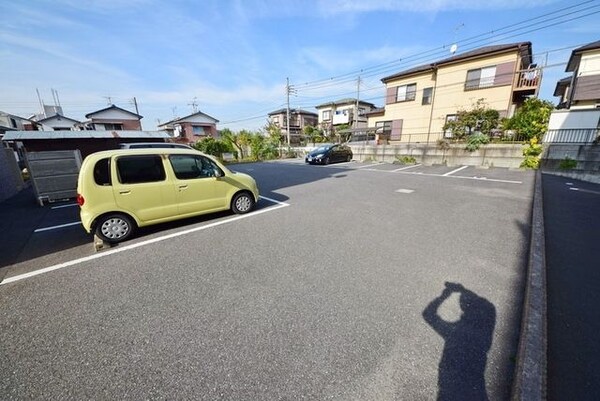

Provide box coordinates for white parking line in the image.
[392,164,422,172]
[51,204,78,209]
[34,222,81,232]
[352,163,382,169]
[443,165,469,176]
[2,196,289,286]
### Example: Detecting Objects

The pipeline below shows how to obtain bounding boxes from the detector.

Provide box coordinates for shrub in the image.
[394,155,417,165]
[465,133,490,152]
[520,137,543,169]
[437,139,450,150]
[559,157,578,170]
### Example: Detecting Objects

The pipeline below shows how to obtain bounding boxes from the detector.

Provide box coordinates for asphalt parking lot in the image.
[1,160,535,400]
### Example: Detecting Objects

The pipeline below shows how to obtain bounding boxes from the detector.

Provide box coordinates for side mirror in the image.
[214,169,224,178]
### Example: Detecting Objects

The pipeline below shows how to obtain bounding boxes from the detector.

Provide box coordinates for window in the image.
[375,121,392,134]
[93,158,111,186]
[465,66,497,90]
[10,118,17,128]
[444,114,458,138]
[422,87,433,105]
[322,110,331,120]
[192,126,205,136]
[396,84,417,102]
[169,154,222,180]
[117,155,165,184]
[273,116,279,125]
[104,123,124,130]
[358,107,366,116]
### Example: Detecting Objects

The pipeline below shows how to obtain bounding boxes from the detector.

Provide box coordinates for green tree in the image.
[443,99,500,139]
[264,121,283,145]
[303,125,324,146]
[503,98,554,141]
[220,128,240,159]
[249,133,278,161]
[193,137,231,158]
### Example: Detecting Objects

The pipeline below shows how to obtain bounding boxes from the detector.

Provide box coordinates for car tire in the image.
[231,192,255,214]
[95,213,135,243]
[324,157,330,165]
[346,154,352,162]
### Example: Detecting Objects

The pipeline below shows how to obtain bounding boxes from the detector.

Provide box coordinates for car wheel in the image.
[324,157,330,165]
[95,213,135,243]
[232,192,255,214]
[346,154,352,162]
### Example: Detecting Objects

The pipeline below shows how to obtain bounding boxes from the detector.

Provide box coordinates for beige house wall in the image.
[370,51,523,141]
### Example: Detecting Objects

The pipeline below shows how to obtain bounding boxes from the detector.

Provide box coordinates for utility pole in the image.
[355,76,361,128]
[132,97,142,130]
[286,78,291,147]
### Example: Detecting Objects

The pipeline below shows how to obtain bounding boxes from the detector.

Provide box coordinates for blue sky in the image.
[1,0,599,131]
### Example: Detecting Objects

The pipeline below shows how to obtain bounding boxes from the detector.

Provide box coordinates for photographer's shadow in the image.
[423,282,496,401]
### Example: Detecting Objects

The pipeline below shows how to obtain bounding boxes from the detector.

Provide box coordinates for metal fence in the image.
[543,128,599,144]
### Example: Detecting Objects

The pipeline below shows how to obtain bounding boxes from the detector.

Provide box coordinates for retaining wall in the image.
[541,144,600,184]
[348,143,525,168]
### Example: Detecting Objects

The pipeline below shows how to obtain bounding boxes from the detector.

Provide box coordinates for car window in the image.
[169,154,222,179]
[116,155,166,184]
[314,145,331,152]
[93,158,111,186]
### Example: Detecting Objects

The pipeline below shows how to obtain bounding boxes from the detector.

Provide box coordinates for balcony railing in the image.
[514,68,541,90]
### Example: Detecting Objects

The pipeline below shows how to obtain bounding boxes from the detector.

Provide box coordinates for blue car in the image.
[305,144,353,165]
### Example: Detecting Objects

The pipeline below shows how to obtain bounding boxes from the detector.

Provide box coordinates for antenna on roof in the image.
[103,96,112,105]
[450,23,464,54]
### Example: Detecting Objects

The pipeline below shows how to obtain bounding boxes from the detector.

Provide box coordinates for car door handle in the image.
[119,190,131,195]
[179,185,188,191]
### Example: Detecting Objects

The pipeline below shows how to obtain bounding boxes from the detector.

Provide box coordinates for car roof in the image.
[84,148,208,161]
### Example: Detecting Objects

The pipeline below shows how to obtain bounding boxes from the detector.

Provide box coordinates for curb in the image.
[511,170,547,400]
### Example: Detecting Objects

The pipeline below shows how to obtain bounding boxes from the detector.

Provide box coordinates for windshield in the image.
[313,145,332,153]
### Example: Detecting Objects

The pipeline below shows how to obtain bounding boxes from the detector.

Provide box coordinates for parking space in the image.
[1,162,535,399]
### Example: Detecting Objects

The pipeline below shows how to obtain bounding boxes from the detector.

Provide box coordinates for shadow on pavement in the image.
[423,282,496,400]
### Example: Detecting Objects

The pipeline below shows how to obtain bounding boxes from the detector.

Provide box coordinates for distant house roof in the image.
[268,108,317,116]
[85,104,142,119]
[566,40,600,72]
[158,111,219,128]
[2,130,170,141]
[381,42,532,83]
[315,98,376,109]
[37,113,81,124]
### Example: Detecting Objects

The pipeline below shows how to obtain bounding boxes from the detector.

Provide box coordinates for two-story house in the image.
[315,98,377,136]
[268,108,318,144]
[82,105,143,131]
[369,42,540,142]
[157,111,219,145]
[547,40,600,144]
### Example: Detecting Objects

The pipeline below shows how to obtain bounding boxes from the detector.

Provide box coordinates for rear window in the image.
[117,155,166,184]
[93,158,111,186]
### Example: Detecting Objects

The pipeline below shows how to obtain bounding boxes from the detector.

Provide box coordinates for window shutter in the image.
[494,61,515,86]
[466,69,481,90]
[391,119,403,140]
[386,87,396,104]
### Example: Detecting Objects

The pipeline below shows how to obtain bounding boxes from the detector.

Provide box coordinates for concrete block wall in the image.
[348,143,525,168]
[541,144,600,184]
